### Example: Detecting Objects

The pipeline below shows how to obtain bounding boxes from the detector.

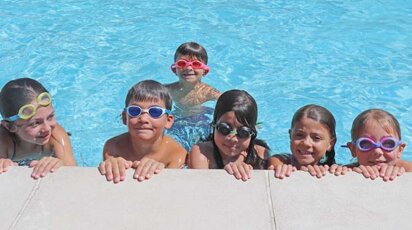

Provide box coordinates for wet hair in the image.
[291,104,336,166]
[351,108,401,140]
[209,89,269,169]
[0,78,49,120]
[174,42,208,64]
[125,80,172,110]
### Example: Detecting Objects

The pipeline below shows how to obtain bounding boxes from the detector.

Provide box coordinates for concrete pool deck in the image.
[1,167,411,230]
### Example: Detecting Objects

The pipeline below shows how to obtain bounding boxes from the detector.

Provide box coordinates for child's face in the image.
[213,111,252,159]
[290,117,335,166]
[123,100,173,141]
[12,104,56,145]
[348,119,405,166]
[174,54,206,84]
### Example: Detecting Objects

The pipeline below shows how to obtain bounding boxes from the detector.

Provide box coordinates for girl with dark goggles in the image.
[213,122,255,139]
[124,105,171,119]
[352,136,403,152]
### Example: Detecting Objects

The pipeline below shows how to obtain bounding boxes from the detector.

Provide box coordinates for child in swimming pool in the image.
[98,80,187,183]
[344,109,412,181]
[165,41,221,116]
[0,78,76,178]
[268,104,348,179]
[189,90,271,181]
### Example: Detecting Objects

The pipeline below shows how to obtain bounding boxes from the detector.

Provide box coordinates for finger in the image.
[300,166,308,172]
[136,161,153,181]
[32,158,51,179]
[224,164,235,175]
[307,165,318,177]
[285,165,295,177]
[231,164,242,180]
[267,165,275,170]
[274,165,283,178]
[118,161,127,181]
[104,161,114,181]
[313,165,324,178]
[278,165,289,179]
[98,162,106,175]
[154,163,164,174]
[40,159,60,177]
[145,162,161,179]
[388,166,399,181]
[365,166,377,180]
[398,167,405,176]
[334,166,342,176]
[240,164,251,181]
[111,160,121,183]
[379,164,388,178]
[329,164,337,174]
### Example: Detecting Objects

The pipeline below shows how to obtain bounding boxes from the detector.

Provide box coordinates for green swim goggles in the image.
[4,92,52,122]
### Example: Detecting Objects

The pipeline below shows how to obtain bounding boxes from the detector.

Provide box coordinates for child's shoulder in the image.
[163,135,187,154]
[269,153,293,164]
[254,144,271,159]
[197,83,221,99]
[0,127,13,158]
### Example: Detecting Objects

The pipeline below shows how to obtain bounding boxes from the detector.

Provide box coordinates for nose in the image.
[302,136,312,146]
[137,112,151,122]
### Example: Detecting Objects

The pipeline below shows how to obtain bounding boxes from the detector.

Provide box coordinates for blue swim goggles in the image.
[124,105,171,119]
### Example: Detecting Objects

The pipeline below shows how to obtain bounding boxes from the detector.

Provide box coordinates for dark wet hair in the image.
[0,78,49,120]
[174,42,208,64]
[210,89,269,169]
[291,104,336,166]
[125,80,172,110]
[351,108,401,140]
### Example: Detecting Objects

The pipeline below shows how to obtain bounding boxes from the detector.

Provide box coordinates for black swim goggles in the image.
[124,105,171,119]
[213,122,256,139]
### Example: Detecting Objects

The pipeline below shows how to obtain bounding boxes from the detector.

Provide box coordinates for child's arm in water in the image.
[188,143,210,169]
[162,136,187,169]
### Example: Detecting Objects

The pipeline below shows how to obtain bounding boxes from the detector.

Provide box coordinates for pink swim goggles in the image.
[342,136,403,152]
[170,59,210,75]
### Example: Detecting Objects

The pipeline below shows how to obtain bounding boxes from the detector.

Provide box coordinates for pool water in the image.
[1,0,411,166]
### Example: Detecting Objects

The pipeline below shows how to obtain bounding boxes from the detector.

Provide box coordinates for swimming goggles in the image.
[124,105,171,119]
[171,59,210,74]
[4,92,52,122]
[348,136,403,152]
[213,122,256,139]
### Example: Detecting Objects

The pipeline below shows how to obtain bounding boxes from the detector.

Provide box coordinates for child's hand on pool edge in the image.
[268,164,296,179]
[99,157,132,183]
[224,161,253,182]
[29,156,63,179]
[132,157,165,182]
[353,164,405,181]
[0,158,17,173]
[300,164,328,178]
[328,164,351,176]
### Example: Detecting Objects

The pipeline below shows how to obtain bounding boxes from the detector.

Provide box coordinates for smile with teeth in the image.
[299,150,313,155]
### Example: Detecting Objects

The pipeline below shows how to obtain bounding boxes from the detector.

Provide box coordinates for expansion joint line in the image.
[265,171,277,230]
[9,179,42,230]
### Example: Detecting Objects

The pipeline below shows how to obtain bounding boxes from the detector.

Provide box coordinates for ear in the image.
[396,142,406,159]
[203,66,210,76]
[288,129,292,139]
[122,112,127,125]
[328,138,337,152]
[347,142,357,158]
[164,114,174,129]
[1,120,17,133]
[170,64,177,74]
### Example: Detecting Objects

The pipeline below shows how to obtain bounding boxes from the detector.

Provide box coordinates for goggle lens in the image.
[175,59,206,69]
[355,137,401,152]
[126,106,170,119]
[215,123,255,139]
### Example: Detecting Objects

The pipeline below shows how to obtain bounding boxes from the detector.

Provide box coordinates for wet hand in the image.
[0,158,17,173]
[329,164,351,176]
[353,165,380,180]
[379,164,405,181]
[132,157,165,182]
[29,156,62,179]
[98,157,132,183]
[224,162,253,181]
[300,165,328,178]
[268,164,296,179]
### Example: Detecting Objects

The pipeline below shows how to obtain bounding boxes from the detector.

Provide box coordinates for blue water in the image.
[1,0,411,166]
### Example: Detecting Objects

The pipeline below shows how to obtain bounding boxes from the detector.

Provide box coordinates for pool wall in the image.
[1,167,410,229]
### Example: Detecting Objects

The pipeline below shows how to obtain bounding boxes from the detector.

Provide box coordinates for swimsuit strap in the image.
[11,137,17,160]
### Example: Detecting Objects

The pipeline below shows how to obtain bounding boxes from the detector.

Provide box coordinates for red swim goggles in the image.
[170,59,210,75]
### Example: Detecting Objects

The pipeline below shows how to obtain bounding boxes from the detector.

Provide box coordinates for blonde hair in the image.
[351,109,401,140]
